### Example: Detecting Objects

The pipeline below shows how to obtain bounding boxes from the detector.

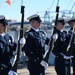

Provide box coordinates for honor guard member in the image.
[21,14,50,75]
[0,15,18,75]
[52,18,72,75]
[67,18,75,75]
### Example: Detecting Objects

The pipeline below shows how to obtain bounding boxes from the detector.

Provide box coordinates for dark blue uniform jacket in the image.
[52,29,68,58]
[23,28,49,71]
[0,34,16,75]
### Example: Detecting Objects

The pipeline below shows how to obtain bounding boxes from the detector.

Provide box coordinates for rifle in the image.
[12,6,25,72]
[66,24,75,56]
[43,1,60,63]
[64,24,75,75]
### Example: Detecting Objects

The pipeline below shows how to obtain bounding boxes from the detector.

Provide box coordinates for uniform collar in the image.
[60,29,64,32]
[0,33,5,37]
[32,27,39,32]
[57,29,63,33]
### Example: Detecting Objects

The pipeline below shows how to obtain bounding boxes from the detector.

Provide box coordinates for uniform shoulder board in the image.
[39,30,47,36]
[5,33,14,42]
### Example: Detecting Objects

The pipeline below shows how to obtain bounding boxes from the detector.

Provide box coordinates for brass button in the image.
[1,68,3,70]
[56,56,58,57]
[34,60,36,62]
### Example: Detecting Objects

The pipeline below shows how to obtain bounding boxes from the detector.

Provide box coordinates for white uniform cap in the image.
[27,14,39,20]
[27,14,41,22]
[0,15,7,20]
[0,15,8,25]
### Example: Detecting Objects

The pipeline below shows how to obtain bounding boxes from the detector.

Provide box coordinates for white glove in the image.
[20,37,26,45]
[40,60,48,70]
[52,34,58,40]
[8,70,18,75]
[60,53,73,59]
[63,55,73,59]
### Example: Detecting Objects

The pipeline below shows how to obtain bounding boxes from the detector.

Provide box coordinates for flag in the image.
[6,0,11,5]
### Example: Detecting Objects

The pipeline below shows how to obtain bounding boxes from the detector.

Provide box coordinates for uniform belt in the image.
[55,56,63,59]
[29,59,36,62]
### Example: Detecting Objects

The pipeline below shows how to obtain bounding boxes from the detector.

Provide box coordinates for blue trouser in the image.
[54,57,70,75]
[72,44,75,75]
[27,60,45,75]
[72,57,75,75]
[29,70,45,75]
